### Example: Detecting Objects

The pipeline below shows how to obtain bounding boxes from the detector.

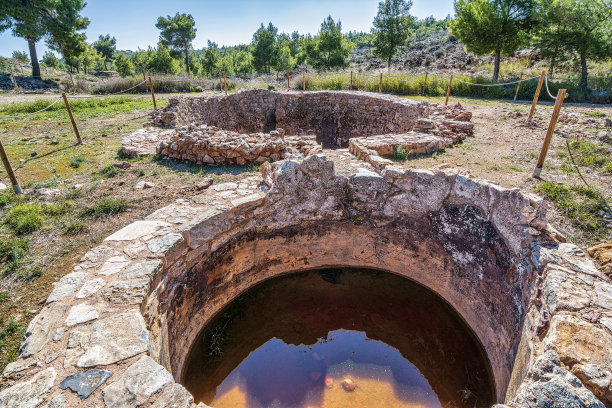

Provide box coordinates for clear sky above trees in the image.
[0,0,454,57]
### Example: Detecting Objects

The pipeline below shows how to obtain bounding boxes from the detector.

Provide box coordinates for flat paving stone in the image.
[60,369,112,399]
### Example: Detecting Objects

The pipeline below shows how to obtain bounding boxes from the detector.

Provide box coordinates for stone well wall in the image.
[2,156,611,408]
[149,89,472,148]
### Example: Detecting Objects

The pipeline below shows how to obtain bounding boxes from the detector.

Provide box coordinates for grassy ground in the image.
[0,93,257,373]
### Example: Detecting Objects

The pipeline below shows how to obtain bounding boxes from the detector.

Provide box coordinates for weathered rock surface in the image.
[60,369,111,399]
[102,356,173,408]
[64,310,149,368]
[1,155,610,408]
[0,367,56,408]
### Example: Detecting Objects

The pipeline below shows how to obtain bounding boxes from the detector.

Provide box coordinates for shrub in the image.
[0,238,29,276]
[99,164,120,178]
[33,179,59,189]
[79,198,128,218]
[391,145,409,161]
[42,201,74,216]
[0,191,14,208]
[69,155,86,168]
[61,220,85,235]
[21,265,42,281]
[5,204,43,234]
[0,318,23,349]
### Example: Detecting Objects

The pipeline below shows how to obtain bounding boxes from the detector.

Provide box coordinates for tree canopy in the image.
[449,0,536,81]
[155,12,196,74]
[0,0,89,77]
[304,16,354,70]
[372,0,415,69]
[93,34,117,70]
[251,22,278,73]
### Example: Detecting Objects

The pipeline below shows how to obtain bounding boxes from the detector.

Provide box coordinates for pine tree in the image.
[252,23,278,73]
[93,34,117,71]
[449,0,536,81]
[155,13,197,75]
[372,0,415,70]
[0,0,89,77]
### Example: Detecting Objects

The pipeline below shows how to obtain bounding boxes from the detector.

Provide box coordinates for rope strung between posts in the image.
[453,75,539,87]
[0,97,62,119]
[544,73,570,100]
[69,80,148,98]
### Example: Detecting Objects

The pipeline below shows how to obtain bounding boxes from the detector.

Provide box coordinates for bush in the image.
[79,198,128,218]
[61,220,85,235]
[99,164,120,178]
[0,238,29,276]
[5,204,44,234]
[69,155,86,168]
[12,51,29,64]
[114,52,135,77]
[391,145,409,161]
[33,179,59,189]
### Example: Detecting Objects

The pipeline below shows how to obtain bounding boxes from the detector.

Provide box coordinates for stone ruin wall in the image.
[156,125,322,166]
[146,90,474,167]
[2,155,612,408]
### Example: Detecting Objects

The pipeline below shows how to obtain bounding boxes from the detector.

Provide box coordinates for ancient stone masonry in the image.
[156,124,321,166]
[130,90,474,167]
[1,155,611,408]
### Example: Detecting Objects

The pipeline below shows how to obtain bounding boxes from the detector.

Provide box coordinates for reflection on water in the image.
[183,268,495,408]
[211,330,441,408]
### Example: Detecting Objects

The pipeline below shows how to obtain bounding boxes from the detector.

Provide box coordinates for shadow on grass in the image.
[152,154,260,176]
[17,143,79,169]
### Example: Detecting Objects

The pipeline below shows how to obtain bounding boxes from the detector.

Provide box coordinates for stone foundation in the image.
[2,161,611,407]
[156,124,321,166]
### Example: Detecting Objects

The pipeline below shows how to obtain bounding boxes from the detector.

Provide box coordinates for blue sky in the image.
[0,0,455,58]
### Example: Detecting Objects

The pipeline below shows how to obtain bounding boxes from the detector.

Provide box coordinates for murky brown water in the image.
[183,268,495,408]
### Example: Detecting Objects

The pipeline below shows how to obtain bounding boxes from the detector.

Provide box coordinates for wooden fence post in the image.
[219,72,223,92]
[422,72,428,95]
[302,71,306,91]
[0,139,22,194]
[142,72,148,92]
[514,73,523,101]
[147,77,156,109]
[528,71,546,121]
[68,70,76,93]
[445,74,454,106]
[287,70,290,89]
[533,89,566,178]
[62,93,82,145]
[379,73,383,93]
[350,71,353,90]
[223,71,227,96]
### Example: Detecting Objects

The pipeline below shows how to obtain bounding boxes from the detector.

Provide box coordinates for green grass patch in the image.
[33,179,59,189]
[61,220,85,235]
[559,138,612,173]
[69,155,86,168]
[536,181,610,239]
[4,204,44,234]
[79,198,128,219]
[98,164,120,178]
[583,111,607,118]
[0,318,22,349]
[0,237,29,277]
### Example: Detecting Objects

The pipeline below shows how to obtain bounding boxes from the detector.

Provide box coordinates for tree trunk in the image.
[549,55,555,78]
[185,48,190,75]
[493,49,501,82]
[104,60,108,71]
[388,56,391,72]
[579,53,588,91]
[27,38,41,78]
